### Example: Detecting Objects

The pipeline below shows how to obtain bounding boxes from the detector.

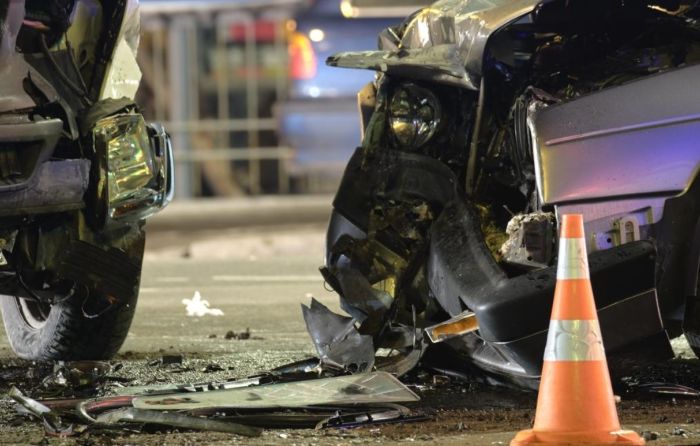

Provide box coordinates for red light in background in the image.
[288,31,317,80]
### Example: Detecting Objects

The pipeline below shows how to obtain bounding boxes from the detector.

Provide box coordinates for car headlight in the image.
[388,83,441,149]
[92,114,173,225]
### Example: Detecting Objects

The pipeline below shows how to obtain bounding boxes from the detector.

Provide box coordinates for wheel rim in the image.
[17,298,51,329]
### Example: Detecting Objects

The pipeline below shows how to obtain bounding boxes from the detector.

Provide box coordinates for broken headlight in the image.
[92,114,173,225]
[388,83,441,149]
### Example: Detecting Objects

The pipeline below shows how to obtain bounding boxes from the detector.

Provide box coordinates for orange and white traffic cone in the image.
[511,214,644,446]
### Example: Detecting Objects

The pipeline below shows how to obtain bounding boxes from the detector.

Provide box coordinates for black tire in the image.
[0,234,144,361]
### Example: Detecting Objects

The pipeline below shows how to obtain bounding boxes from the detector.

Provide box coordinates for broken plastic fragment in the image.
[132,372,419,411]
[302,298,375,372]
[182,291,224,317]
[425,311,479,343]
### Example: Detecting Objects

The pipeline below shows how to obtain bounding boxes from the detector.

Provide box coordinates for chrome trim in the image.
[92,114,173,224]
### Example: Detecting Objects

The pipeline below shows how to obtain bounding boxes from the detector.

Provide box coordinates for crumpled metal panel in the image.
[328,45,471,89]
[132,372,419,410]
[328,0,541,89]
[100,0,142,100]
[301,298,375,372]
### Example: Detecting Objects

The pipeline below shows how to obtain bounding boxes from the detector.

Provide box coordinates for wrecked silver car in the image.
[0,1,172,360]
[320,0,700,387]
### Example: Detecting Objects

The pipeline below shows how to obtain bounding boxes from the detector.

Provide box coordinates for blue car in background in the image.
[278,0,396,190]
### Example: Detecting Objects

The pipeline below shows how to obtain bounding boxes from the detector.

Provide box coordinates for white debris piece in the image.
[182,291,224,317]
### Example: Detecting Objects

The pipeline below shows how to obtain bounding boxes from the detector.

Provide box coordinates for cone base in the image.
[511,428,645,446]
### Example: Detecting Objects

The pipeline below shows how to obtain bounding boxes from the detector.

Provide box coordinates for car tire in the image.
[0,233,144,361]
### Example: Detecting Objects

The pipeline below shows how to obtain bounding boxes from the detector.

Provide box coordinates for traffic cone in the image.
[511,214,644,446]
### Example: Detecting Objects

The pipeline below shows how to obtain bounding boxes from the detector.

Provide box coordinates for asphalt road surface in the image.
[0,225,699,445]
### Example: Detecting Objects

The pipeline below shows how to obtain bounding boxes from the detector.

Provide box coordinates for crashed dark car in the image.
[315,0,700,387]
[0,0,172,360]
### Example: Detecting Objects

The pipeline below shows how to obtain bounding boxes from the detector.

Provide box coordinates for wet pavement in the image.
[0,225,699,445]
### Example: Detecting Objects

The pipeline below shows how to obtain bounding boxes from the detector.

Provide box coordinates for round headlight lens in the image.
[389,84,441,149]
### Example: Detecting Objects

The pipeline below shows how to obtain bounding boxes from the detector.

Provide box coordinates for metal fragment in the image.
[132,372,419,411]
[302,298,375,372]
[95,407,262,437]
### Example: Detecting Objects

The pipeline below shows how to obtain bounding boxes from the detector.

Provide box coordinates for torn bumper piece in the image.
[428,199,673,379]
[302,298,375,373]
[0,159,90,217]
[327,45,472,89]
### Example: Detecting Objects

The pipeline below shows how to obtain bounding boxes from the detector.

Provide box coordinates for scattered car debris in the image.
[182,291,224,317]
[159,355,184,366]
[224,328,262,340]
[132,372,419,410]
[302,298,375,373]
[201,363,225,373]
[9,387,75,437]
[95,407,262,437]
[322,405,431,429]
[9,364,425,439]
[632,383,700,399]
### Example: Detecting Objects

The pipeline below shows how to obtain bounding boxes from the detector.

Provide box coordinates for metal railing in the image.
[138,5,298,198]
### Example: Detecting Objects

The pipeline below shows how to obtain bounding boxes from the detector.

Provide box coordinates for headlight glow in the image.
[389,83,441,149]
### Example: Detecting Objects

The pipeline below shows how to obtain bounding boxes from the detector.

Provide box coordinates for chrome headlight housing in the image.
[92,114,173,225]
[388,83,441,149]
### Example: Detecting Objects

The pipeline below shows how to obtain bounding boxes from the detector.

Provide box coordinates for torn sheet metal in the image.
[327,0,542,90]
[322,405,430,429]
[333,266,393,324]
[132,372,419,411]
[9,387,74,436]
[191,404,421,430]
[634,383,700,398]
[328,45,471,89]
[375,344,426,377]
[99,0,142,100]
[112,377,264,397]
[96,407,262,437]
[302,298,375,372]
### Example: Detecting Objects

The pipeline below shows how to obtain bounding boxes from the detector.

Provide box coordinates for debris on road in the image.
[630,382,700,398]
[9,387,75,437]
[132,372,419,410]
[7,361,425,440]
[302,298,374,373]
[182,291,224,317]
[224,328,262,340]
[95,407,262,437]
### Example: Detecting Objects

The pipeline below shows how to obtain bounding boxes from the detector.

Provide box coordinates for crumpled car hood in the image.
[328,0,541,90]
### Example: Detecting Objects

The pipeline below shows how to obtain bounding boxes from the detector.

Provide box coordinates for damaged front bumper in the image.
[0,113,174,223]
[320,146,673,386]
